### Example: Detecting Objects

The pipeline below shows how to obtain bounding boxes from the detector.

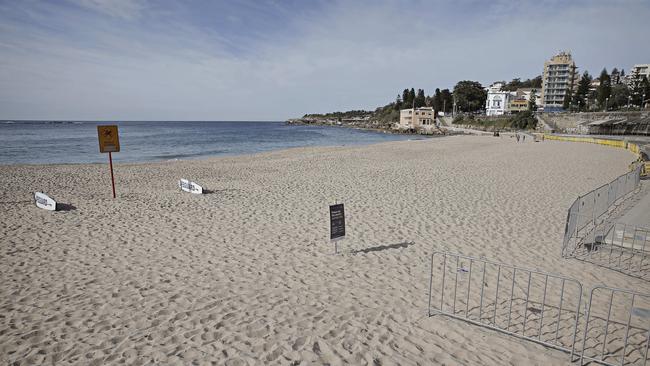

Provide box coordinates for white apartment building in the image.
[625,64,650,86]
[398,107,435,129]
[485,82,512,116]
[541,51,578,112]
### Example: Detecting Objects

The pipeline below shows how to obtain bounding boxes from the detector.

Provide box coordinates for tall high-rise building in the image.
[624,64,650,87]
[541,51,578,112]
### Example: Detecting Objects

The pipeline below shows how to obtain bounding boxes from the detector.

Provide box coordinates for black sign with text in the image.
[329,203,345,240]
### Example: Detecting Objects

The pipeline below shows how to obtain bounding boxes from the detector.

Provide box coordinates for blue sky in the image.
[1,0,649,120]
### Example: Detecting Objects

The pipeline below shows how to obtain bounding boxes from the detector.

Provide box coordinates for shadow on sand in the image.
[203,188,241,195]
[351,241,415,254]
[56,203,77,211]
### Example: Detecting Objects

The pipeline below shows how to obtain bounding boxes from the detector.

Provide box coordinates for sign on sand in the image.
[330,204,345,240]
[97,125,120,198]
[179,179,203,194]
[34,192,57,211]
[329,203,345,253]
[97,125,120,153]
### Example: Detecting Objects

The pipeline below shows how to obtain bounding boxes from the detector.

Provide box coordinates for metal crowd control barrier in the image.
[563,164,643,260]
[427,251,583,359]
[580,286,650,365]
[575,222,650,281]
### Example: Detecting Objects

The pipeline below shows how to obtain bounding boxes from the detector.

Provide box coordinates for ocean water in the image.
[0,121,422,165]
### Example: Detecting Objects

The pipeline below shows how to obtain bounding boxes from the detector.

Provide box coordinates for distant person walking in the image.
[522,135,526,142]
[516,134,520,143]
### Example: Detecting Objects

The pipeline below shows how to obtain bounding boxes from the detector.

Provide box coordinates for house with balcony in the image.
[508,88,541,113]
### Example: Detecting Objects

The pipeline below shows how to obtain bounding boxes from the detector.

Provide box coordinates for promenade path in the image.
[439,120,536,141]
[617,181,650,229]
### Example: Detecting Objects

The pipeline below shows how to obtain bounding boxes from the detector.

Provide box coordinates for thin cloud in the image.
[66,0,148,20]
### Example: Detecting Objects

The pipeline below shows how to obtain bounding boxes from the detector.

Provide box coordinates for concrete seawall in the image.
[539,111,646,133]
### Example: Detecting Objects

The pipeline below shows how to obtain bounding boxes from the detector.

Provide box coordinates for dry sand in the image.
[1,135,648,365]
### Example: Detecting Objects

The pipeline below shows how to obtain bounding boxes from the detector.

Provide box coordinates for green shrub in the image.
[452,115,465,124]
[510,111,537,129]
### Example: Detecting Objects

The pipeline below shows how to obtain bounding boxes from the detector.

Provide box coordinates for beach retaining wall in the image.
[543,134,642,160]
[539,111,645,133]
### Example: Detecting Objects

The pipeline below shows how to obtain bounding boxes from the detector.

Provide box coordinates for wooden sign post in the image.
[329,203,345,254]
[97,125,120,199]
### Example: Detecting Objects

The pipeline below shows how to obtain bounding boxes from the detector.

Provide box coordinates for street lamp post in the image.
[605,97,609,112]
[453,95,456,117]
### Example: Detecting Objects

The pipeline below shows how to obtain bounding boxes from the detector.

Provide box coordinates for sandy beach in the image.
[1,135,648,365]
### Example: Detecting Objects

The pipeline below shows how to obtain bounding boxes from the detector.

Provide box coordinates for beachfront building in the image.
[486,84,541,114]
[485,82,512,116]
[398,107,435,130]
[504,88,541,113]
[541,51,578,112]
[509,99,528,113]
[625,64,650,86]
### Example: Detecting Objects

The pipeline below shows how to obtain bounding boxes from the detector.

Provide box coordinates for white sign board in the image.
[34,192,57,211]
[178,179,203,194]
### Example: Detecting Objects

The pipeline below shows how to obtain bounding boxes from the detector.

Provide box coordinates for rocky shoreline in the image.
[286,117,446,135]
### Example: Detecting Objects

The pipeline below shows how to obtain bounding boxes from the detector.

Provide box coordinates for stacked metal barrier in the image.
[577,221,650,280]
[563,164,643,262]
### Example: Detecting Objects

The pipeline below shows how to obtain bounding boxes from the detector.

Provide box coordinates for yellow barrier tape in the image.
[628,143,640,155]
[544,135,637,152]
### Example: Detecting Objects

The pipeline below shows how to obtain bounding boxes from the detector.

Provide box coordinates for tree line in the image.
[497,76,543,91]
[393,87,454,113]
[564,67,650,112]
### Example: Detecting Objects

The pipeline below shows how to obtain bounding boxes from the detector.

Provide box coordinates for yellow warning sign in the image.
[97,125,120,153]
